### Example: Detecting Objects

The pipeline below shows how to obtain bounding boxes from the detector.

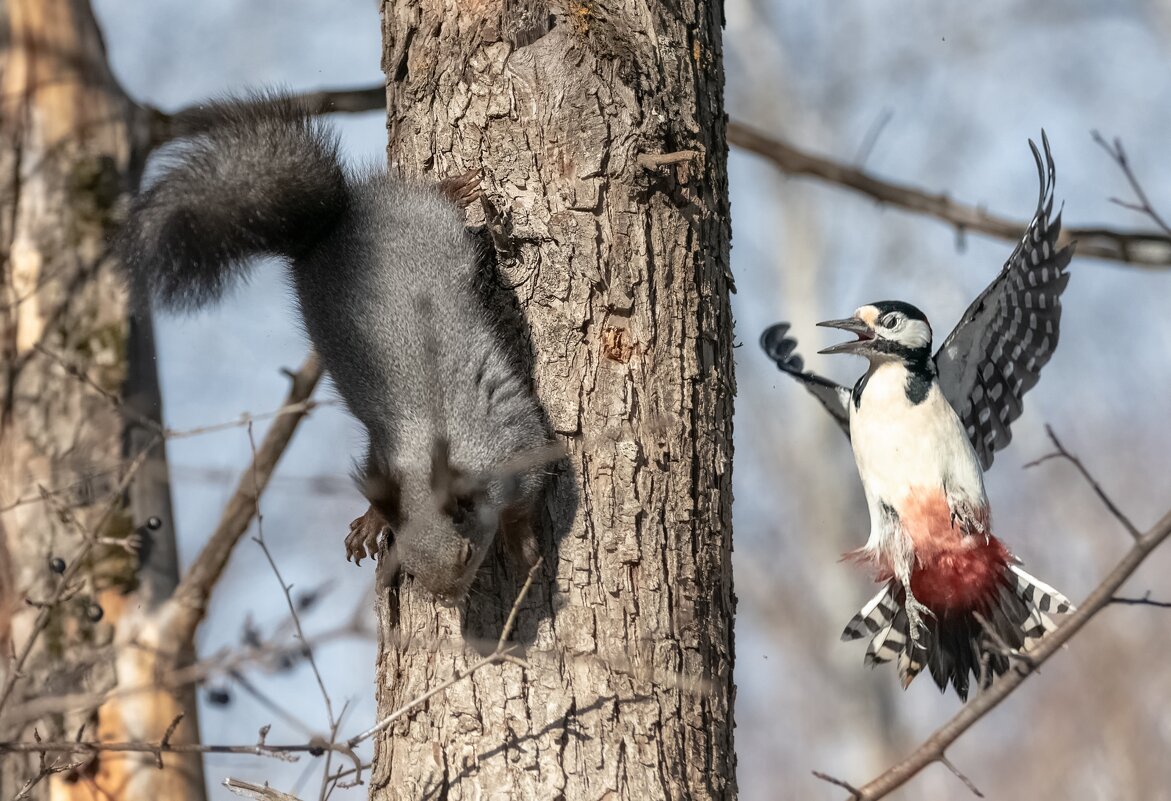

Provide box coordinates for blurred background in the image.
[93,1,1171,798]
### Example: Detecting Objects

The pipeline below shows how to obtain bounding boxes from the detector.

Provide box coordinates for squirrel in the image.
[119,93,552,603]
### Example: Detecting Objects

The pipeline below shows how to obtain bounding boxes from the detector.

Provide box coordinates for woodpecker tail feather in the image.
[843,566,1073,700]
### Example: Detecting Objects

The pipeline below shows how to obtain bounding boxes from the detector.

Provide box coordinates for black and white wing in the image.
[760,323,852,437]
[934,133,1074,470]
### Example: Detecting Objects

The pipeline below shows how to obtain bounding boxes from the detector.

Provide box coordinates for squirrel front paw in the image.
[346,505,391,566]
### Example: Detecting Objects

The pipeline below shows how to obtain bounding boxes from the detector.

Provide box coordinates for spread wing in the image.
[760,323,852,438]
[934,133,1074,470]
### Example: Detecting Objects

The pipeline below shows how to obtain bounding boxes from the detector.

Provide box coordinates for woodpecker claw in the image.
[903,589,934,642]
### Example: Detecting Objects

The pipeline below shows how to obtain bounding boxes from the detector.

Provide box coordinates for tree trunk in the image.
[372,1,736,798]
[0,1,203,798]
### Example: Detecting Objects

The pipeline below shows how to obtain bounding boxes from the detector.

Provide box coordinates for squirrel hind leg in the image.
[436,169,483,210]
[499,504,539,568]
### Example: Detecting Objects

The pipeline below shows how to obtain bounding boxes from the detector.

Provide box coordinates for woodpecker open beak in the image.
[817,316,876,355]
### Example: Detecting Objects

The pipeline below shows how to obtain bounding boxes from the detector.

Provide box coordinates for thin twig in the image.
[1110,592,1171,609]
[151,86,1171,269]
[728,121,1171,269]
[844,505,1171,800]
[166,398,333,440]
[813,770,862,798]
[224,778,305,801]
[637,150,699,170]
[6,619,367,728]
[0,438,160,717]
[152,86,387,148]
[496,560,541,652]
[0,738,314,760]
[939,754,984,798]
[163,353,323,641]
[240,419,365,788]
[247,420,336,733]
[1092,131,1171,238]
[35,344,165,436]
[1026,425,1141,540]
[347,560,542,748]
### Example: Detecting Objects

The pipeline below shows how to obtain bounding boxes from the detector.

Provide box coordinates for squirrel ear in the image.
[430,438,476,496]
[430,439,487,522]
[429,438,455,495]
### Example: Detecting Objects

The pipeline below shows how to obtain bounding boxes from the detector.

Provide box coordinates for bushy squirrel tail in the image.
[119,92,349,310]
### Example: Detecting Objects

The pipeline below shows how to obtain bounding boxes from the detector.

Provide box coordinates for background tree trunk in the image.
[372,1,736,798]
[0,1,203,798]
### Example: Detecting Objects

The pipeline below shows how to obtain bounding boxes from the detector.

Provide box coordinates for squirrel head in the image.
[361,440,513,604]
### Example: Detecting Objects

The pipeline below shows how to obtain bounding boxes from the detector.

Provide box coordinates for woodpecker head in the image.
[817,301,933,363]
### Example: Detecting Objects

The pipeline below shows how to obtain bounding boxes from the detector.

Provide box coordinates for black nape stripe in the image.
[904,349,936,405]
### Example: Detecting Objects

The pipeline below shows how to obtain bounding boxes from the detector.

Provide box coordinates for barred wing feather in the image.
[935,133,1075,470]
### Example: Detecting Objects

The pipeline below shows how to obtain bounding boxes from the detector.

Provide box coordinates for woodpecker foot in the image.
[346,506,391,565]
[948,498,989,543]
[903,590,934,642]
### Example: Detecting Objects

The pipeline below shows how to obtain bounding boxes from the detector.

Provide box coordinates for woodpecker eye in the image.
[880,313,900,329]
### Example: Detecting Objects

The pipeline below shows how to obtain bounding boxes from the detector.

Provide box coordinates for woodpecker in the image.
[760,134,1075,699]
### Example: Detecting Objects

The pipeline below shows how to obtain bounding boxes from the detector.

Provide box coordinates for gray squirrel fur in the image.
[119,93,551,602]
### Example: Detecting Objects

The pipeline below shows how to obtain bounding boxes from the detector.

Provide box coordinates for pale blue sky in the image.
[94,1,1171,797]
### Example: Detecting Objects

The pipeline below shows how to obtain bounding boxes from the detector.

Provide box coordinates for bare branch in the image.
[813,770,862,798]
[151,86,387,148]
[1025,425,1141,540]
[0,738,310,761]
[147,90,1171,268]
[11,729,84,801]
[1110,592,1171,609]
[727,122,1171,269]
[6,617,368,728]
[35,344,165,436]
[224,778,305,801]
[842,505,1171,800]
[166,398,332,440]
[1092,131,1171,238]
[0,438,160,717]
[637,150,699,170]
[246,419,336,735]
[939,754,984,798]
[163,352,323,642]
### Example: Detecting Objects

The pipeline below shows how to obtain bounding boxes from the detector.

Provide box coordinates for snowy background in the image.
[94,1,1171,798]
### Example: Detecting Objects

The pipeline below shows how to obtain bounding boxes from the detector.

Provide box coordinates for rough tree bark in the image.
[373,1,736,798]
[0,1,203,798]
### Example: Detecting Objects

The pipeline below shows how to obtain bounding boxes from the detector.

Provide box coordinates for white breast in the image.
[849,362,986,551]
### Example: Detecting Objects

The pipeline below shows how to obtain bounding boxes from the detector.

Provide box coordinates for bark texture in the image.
[0,1,202,798]
[373,1,736,798]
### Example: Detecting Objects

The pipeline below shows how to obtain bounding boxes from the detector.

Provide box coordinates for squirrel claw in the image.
[346,506,389,566]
